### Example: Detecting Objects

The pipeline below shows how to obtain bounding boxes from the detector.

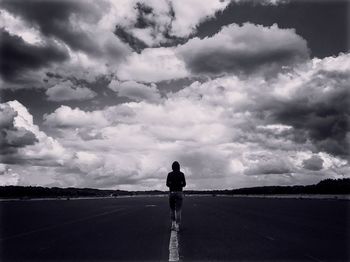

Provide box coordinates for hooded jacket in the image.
[166,161,186,192]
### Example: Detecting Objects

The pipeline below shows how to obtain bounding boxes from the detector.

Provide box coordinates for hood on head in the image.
[172,161,180,171]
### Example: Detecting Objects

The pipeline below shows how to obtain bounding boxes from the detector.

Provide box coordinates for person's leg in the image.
[169,193,176,226]
[175,192,183,225]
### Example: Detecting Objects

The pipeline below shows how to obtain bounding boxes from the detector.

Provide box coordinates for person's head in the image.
[172,161,180,172]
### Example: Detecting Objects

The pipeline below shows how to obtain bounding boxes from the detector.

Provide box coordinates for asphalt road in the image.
[0,196,349,261]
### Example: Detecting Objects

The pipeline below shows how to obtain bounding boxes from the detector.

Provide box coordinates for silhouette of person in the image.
[166,161,186,231]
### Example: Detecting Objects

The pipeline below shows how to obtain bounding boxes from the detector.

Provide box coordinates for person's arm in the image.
[182,173,186,187]
[166,173,171,187]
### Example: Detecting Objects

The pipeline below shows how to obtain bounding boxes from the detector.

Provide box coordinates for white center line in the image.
[264,235,275,241]
[169,229,179,261]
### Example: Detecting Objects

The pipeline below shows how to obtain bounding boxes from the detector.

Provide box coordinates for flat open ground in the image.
[1,196,349,261]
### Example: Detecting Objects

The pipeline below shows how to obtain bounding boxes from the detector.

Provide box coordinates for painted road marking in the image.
[169,229,179,261]
[145,204,157,207]
[264,235,275,241]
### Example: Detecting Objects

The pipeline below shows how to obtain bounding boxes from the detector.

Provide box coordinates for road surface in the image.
[1,196,349,261]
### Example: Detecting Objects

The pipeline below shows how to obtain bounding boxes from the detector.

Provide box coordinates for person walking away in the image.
[166,161,186,231]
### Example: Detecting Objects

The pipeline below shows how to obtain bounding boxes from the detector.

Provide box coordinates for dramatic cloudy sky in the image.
[0,0,349,190]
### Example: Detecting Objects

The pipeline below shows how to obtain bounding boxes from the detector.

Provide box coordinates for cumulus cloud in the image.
[40,92,239,189]
[0,164,20,186]
[46,80,97,102]
[73,151,104,173]
[261,53,350,158]
[0,102,38,155]
[116,22,309,83]
[108,80,161,103]
[108,0,231,50]
[35,51,349,189]
[177,23,309,77]
[102,0,288,52]
[44,106,109,128]
[112,1,173,51]
[0,101,69,166]
[116,47,188,82]
[302,154,324,171]
[111,0,287,51]
[77,128,104,141]
[244,153,293,175]
[169,0,230,37]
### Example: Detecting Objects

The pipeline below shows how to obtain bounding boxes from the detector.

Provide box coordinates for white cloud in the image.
[28,52,348,189]
[117,47,189,82]
[0,163,20,186]
[103,0,230,47]
[116,22,309,83]
[99,0,285,47]
[108,80,161,103]
[46,80,97,102]
[0,169,20,186]
[4,51,350,189]
[169,0,230,37]
[74,151,103,173]
[257,124,293,134]
[0,101,70,167]
[44,106,109,128]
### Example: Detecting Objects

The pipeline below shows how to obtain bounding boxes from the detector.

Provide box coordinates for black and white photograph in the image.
[0,0,349,261]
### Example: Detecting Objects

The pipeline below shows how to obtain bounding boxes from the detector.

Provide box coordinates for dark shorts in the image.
[169,191,183,211]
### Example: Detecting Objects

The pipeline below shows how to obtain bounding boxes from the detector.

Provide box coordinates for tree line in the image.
[0,178,349,199]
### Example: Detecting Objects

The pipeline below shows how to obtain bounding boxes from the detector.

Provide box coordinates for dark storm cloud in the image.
[0,128,37,151]
[0,0,102,55]
[274,96,348,157]
[46,72,63,79]
[0,0,85,24]
[177,23,309,77]
[244,159,292,175]
[302,155,323,171]
[243,125,308,151]
[157,77,205,95]
[182,46,306,76]
[0,29,69,81]
[262,71,350,158]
